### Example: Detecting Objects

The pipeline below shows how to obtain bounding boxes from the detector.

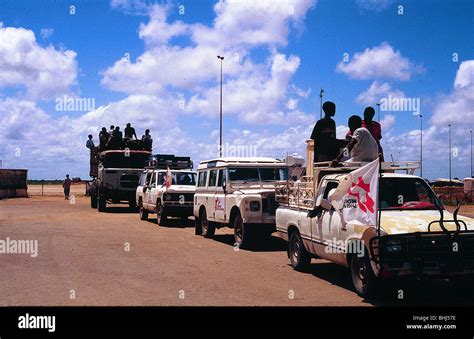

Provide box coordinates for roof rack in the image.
[312,161,420,174]
[145,154,193,170]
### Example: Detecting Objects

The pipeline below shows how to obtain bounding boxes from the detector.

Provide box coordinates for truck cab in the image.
[194,157,288,248]
[275,141,474,297]
[136,154,196,225]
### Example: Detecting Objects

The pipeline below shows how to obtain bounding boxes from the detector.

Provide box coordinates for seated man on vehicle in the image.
[332,115,378,166]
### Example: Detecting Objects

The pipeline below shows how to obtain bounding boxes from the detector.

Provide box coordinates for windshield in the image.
[102,153,149,169]
[380,177,441,210]
[158,172,196,186]
[228,167,288,183]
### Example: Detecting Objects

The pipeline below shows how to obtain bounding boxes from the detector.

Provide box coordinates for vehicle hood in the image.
[166,185,196,193]
[381,209,474,235]
[230,188,275,195]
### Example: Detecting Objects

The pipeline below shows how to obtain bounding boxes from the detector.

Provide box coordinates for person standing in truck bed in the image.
[310,101,344,162]
[124,123,137,140]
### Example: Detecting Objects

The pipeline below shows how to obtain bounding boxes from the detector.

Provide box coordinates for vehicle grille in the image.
[120,174,139,188]
[163,193,194,203]
[374,231,474,273]
[262,194,278,215]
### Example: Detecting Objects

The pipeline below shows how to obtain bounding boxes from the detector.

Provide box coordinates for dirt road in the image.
[0,196,473,306]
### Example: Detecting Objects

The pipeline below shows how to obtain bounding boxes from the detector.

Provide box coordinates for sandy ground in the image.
[0,196,473,306]
[27,184,87,197]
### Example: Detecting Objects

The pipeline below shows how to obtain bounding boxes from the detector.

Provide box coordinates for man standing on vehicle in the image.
[310,101,344,162]
[332,115,379,165]
[124,123,137,140]
[63,174,72,200]
[362,107,384,161]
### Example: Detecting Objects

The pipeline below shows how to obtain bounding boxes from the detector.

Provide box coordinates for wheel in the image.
[233,212,251,248]
[139,199,148,220]
[156,201,168,226]
[289,231,311,271]
[350,249,377,298]
[200,209,215,238]
[97,193,106,212]
[90,193,97,209]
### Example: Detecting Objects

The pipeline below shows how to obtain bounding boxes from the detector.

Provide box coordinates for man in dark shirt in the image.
[124,123,137,140]
[310,101,341,162]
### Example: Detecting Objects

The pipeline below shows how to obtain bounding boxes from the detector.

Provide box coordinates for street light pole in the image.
[420,113,423,178]
[319,88,324,119]
[470,130,473,178]
[448,124,452,183]
[217,55,224,157]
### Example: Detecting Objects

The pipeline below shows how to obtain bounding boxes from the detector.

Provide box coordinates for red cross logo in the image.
[348,176,375,213]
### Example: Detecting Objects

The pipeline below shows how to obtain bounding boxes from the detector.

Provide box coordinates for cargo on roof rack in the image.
[145,154,193,170]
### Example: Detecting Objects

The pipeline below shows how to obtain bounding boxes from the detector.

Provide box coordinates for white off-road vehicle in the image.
[136,155,196,225]
[194,157,288,248]
[275,141,474,297]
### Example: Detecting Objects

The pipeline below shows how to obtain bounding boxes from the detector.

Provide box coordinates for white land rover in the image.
[275,141,474,297]
[194,157,288,248]
[136,155,196,225]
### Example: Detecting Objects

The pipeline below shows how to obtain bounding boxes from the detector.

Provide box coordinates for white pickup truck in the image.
[275,156,474,298]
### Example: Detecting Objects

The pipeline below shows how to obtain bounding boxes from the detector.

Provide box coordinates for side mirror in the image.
[143,184,148,193]
[222,181,227,194]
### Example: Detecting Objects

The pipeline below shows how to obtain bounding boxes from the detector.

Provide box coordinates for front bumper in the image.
[162,204,194,217]
[370,231,474,276]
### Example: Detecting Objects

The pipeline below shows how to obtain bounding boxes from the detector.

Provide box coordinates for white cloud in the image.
[336,42,413,81]
[40,28,54,40]
[356,81,405,105]
[0,23,77,100]
[356,0,395,12]
[431,60,474,127]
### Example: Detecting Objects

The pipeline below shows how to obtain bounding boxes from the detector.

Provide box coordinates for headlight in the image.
[385,240,402,253]
[165,194,172,201]
[249,201,260,211]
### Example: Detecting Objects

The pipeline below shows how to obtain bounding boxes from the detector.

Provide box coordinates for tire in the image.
[200,209,215,238]
[97,192,106,212]
[156,201,168,226]
[233,212,251,248]
[350,249,377,298]
[139,199,148,221]
[289,231,311,271]
[90,193,97,209]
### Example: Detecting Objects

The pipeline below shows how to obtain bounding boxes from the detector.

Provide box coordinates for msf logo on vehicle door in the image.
[214,197,224,211]
[346,176,375,213]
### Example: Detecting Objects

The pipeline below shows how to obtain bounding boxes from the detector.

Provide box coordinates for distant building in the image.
[0,169,28,199]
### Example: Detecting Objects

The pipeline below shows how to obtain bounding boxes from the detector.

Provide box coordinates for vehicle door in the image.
[142,171,153,209]
[311,179,342,256]
[207,169,219,221]
[147,171,159,211]
[196,170,209,217]
[214,168,227,222]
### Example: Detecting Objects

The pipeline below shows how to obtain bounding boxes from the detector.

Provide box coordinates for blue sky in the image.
[0,0,473,180]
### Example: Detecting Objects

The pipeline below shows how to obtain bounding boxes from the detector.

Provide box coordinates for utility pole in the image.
[217,55,224,157]
[319,88,324,119]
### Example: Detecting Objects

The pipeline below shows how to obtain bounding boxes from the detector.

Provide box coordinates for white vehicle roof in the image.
[321,172,422,181]
[197,157,286,170]
[142,169,196,173]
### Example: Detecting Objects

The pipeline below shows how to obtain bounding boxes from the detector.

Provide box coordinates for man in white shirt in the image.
[332,115,379,166]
